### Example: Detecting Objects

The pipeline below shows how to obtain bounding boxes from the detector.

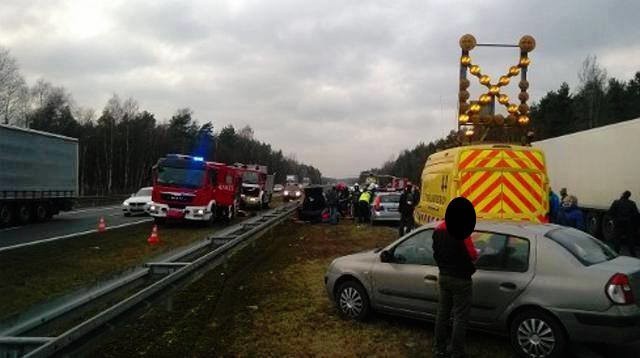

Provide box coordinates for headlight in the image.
[283,191,289,196]
[149,205,156,211]
[197,209,204,215]
[123,202,130,206]
[295,191,301,196]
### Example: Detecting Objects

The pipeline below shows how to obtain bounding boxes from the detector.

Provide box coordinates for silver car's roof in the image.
[419,219,561,239]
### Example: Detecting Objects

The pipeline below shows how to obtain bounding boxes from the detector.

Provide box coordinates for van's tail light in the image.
[606,273,635,305]
[373,196,383,211]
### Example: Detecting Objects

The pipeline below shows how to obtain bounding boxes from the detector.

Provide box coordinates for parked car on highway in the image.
[297,185,327,223]
[370,192,401,223]
[283,183,303,202]
[325,221,640,358]
[122,187,152,216]
[273,184,284,193]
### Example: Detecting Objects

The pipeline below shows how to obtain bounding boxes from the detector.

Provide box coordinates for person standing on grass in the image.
[398,183,416,236]
[432,197,477,358]
[609,190,639,256]
[326,185,339,225]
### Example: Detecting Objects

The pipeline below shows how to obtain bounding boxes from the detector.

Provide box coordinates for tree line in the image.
[0,47,322,195]
[363,56,640,185]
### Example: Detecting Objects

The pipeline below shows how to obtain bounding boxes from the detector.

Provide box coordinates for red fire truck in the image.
[148,154,242,224]
[235,163,274,209]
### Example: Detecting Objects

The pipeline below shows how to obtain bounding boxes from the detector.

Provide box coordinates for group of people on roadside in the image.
[550,187,639,256]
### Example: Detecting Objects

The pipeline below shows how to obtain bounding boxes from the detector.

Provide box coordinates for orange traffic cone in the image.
[147,225,160,245]
[98,217,107,232]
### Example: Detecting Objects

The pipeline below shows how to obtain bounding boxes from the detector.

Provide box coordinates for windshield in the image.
[242,171,260,184]
[545,227,618,266]
[380,194,400,203]
[157,166,206,189]
[135,188,152,197]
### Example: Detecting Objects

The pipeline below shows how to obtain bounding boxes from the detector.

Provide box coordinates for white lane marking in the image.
[0,219,153,253]
[60,205,123,216]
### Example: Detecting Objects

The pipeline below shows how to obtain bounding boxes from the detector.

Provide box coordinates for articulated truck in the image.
[534,117,640,240]
[0,124,78,226]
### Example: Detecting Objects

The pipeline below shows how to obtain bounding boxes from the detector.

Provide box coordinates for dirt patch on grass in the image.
[93,220,513,357]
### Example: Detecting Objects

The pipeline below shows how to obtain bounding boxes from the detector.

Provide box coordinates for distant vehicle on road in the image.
[298,185,327,222]
[326,220,640,358]
[414,144,549,226]
[283,183,302,202]
[273,184,284,193]
[122,187,152,216]
[534,117,640,241]
[236,164,274,209]
[370,192,401,223]
[148,154,242,224]
[0,124,78,226]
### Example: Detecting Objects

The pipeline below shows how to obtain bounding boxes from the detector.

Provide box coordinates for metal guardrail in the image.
[0,203,298,358]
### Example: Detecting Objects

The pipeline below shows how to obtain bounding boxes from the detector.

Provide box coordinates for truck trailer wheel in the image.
[0,204,13,226]
[601,213,616,242]
[35,203,49,222]
[17,204,32,224]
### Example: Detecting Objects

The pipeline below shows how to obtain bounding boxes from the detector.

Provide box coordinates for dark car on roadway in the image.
[325,220,640,358]
[297,185,327,223]
[283,183,303,202]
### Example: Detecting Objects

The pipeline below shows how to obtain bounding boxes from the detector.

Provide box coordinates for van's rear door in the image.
[458,147,548,222]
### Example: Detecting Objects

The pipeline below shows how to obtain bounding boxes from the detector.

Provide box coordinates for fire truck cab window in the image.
[210,169,217,185]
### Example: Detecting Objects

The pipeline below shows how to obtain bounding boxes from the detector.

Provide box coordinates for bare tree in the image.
[0,47,29,125]
[578,55,607,128]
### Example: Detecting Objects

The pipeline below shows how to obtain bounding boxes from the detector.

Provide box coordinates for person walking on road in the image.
[557,195,585,231]
[432,197,478,358]
[398,184,416,236]
[351,184,361,221]
[326,185,339,225]
[609,191,640,257]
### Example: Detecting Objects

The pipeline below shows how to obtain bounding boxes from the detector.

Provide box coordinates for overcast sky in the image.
[1,0,639,177]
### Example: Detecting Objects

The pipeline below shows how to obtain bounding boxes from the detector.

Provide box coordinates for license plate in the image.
[168,209,184,218]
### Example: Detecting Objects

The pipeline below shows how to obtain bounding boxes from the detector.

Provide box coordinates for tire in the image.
[335,280,370,321]
[585,211,601,238]
[34,203,49,222]
[510,309,567,358]
[0,204,13,227]
[17,204,32,224]
[602,213,616,242]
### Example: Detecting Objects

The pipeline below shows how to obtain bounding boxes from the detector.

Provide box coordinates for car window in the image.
[136,188,151,196]
[380,195,400,203]
[471,231,529,272]
[392,229,435,265]
[545,227,617,266]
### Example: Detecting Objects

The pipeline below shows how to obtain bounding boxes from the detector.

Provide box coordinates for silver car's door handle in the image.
[424,274,438,282]
[499,282,517,291]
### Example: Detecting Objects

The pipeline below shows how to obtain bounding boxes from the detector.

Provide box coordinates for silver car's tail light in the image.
[605,273,635,305]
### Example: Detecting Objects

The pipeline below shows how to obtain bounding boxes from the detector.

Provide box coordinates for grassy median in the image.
[93,220,512,357]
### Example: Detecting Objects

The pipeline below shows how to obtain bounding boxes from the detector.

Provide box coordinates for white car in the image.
[122,187,152,216]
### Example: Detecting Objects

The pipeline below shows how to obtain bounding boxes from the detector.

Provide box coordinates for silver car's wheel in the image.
[511,310,566,358]
[517,318,555,357]
[336,281,370,321]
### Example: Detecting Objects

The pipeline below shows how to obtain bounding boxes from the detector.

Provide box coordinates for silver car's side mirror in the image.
[380,250,393,263]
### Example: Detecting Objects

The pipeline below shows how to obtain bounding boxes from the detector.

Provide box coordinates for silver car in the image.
[122,187,152,216]
[370,192,401,223]
[325,220,640,358]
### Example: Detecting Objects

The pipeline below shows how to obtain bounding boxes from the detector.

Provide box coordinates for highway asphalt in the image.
[0,205,151,250]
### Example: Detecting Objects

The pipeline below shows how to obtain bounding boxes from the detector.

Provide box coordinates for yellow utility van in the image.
[414,144,549,225]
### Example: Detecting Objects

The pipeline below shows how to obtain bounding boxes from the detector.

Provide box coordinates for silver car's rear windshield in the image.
[380,195,400,203]
[545,227,618,266]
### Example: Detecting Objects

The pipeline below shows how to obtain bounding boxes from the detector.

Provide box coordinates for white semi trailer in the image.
[533,117,640,240]
[0,124,79,226]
